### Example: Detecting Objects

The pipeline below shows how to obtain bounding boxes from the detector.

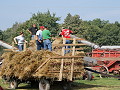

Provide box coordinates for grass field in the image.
[1,74,120,90]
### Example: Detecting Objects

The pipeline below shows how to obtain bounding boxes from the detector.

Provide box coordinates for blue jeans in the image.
[18,44,23,51]
[36,40,44,50]
[65,40,71,54]
[31,35,35,40]
[43,39,52,51]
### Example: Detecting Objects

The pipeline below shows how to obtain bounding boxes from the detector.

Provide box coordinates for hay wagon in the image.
[0,38,87,90]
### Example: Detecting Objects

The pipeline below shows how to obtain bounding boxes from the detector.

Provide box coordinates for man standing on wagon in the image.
[59,27,73,54]
[36,26,45,50]
[28,24,38,40]
[42,25,52,51]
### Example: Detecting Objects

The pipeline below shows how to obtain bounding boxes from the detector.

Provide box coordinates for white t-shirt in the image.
[15,35,24,45]
[36,30,42,40]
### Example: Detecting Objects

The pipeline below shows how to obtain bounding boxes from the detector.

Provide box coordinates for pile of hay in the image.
[0,50,84,80]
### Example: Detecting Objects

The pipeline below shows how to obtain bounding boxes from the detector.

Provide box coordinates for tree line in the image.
[1,11,120,54]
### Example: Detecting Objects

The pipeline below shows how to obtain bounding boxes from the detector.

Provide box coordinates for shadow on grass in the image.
[4,84,39,90]
[4,81,105,90]
[72,82,104,90]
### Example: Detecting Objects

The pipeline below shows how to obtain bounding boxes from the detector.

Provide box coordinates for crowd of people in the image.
[14,24,73,53]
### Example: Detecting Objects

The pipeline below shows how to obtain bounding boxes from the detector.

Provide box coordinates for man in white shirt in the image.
[36,26,44,50]
[14,32,25,51]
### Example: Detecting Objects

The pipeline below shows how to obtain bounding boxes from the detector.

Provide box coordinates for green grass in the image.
[1,74,120,90]
[73,74,120,90]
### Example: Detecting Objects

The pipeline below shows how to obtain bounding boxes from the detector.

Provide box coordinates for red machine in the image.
[91,49,120,74]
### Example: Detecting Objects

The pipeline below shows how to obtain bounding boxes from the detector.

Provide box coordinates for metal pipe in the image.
[101,46,120,49]
[70,35,100,49]
[0,40,13,49]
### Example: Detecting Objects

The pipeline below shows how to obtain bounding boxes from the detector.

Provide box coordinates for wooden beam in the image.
[59,38,66,81]
[50,56,84,59]
[53,48,83,50]
[70,38,76,81]
[3,49,13,51]
[52,37,85,41]
[93,57,120,61]
[65,48,83,50]
[35,58,51,72]
[53,44,86,46]
[48,71,82,73]
[23,42,27,51]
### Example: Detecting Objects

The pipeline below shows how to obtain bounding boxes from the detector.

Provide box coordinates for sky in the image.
[0,0,120,30]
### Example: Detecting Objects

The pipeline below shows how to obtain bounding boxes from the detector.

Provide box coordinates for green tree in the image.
[63,13,82,35]
[0,30,4,55]
[3,11,60,43]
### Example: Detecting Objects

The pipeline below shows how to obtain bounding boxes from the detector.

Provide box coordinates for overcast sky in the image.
[0,0,120,30]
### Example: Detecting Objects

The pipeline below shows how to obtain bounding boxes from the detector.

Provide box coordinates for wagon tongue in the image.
[84,67,120,79]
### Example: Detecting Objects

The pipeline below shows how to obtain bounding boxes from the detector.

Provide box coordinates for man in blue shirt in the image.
[36,26,44,50]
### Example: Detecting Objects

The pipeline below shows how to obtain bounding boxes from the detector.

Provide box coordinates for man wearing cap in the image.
[42,25,52,51]
[36,26,44,50]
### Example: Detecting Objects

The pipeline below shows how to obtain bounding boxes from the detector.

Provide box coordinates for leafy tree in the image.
[0,30,3,40]
[62,13,82,35]
[2,12,120,53]
[3,11,60,43]
[0,30,4,55]
[63,14,120,52]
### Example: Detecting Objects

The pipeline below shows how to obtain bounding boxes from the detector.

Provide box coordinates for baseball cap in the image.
[40,26,45,29]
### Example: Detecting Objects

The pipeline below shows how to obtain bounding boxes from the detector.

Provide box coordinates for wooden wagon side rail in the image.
[53,44,86,46]
[50,56,84,59]
[35,38,85,81]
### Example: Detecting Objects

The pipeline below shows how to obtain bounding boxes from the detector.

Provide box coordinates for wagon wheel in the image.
[39,79,50,90]
[62,81,72,90]
[9,79,18,89]
[82,71,93,80]
[99,65,109,78]
[113,70,119,75]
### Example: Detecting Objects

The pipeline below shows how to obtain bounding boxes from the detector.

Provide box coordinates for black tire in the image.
[83,71,93,80]
[62,81,72,90]
[9,79,18,89]
[39,79,50,90]
[30,81,39,87]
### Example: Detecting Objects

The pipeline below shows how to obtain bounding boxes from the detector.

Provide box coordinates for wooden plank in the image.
[52,37,85,41]
[65,38,85,41]
[4,48,18,51]
[93,57,120,61]
[3,49,13,51]
[50,56,84,59]
[65,48,83,50]
[12,42,14,51]
[24,42,27,51]
[59,38,66,81]
[53,48,83,50]
[48,71,82,73]
[53,44,86,46]
[70,38,76,81]
[35,58,51,72]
